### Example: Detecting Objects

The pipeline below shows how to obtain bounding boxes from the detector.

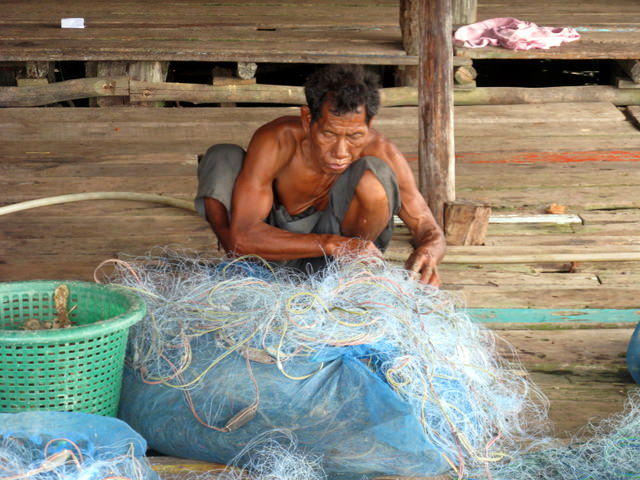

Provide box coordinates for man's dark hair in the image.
[304,65,380,124]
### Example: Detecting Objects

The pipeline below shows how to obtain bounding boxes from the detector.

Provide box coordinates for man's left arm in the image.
[382,141,446,286]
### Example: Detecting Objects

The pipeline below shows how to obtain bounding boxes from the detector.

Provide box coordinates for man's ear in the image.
[300,106,312,133]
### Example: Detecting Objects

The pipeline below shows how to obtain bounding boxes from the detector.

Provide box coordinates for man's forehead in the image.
[318,103,368,127]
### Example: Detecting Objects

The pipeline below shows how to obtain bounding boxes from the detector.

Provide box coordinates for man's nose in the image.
[333,138,349,159]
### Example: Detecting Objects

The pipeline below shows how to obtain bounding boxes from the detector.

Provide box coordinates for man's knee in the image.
[200,143,245,166]
[354,169,390,215]
[341,169,391,240]
[195,144,245,220]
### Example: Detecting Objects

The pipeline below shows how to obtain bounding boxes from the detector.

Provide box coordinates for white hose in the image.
[0,192,197,216]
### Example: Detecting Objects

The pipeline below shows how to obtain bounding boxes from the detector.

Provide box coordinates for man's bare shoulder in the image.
[362,128,405,165]
[243,115,303,176]
[254,115,304,143]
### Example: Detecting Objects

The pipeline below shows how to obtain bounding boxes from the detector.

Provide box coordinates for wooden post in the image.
[400,0,419,56]
[452,0,477,25]
[398,0,419,86]
[128,61,169,106]
[418,0,455,227]
[17,61,54,87]
[86,61,129,106]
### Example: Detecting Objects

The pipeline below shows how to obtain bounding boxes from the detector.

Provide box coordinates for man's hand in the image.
[405,246,441,287]
[332,237,384,260]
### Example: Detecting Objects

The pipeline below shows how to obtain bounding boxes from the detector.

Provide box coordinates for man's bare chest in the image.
[274,168,337,216]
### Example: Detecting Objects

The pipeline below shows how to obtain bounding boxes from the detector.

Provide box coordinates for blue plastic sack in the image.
[627,322,640,383]
[0,411,159,480]
[119,335,454,479]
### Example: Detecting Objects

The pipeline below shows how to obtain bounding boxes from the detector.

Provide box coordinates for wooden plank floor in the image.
[1,103,640,295]
[0,0,637,63]
[0,0,407,64]
[1,103,639,465]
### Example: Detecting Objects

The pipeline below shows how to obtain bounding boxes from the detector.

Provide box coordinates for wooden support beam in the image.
[2,81,640,108]
[129,81,303,104]
[618,60,640,84]
[401,0,476,49]
[455,85,640,105]
[418,0,455,227]
[398,0,472,88]
[0,77,129,107]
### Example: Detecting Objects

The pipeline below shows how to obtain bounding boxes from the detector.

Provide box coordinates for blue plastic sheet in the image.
[0,411,159,480]
[119,335,453,479]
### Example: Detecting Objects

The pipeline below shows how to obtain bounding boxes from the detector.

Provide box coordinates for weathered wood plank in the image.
[442,270,600,287]
[483,234,640,247]
[458,286,640,309]
[579,209,640,225]
[148,456,234,480]
[0,216,208,239]
[454,102,625,124]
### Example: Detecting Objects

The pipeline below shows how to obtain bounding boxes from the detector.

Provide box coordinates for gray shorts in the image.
[195,143,400,272]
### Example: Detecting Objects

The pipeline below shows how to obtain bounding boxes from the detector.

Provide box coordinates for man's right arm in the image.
[228,126,371,261]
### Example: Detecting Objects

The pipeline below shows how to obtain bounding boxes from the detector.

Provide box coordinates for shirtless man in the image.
[195,65,445,286]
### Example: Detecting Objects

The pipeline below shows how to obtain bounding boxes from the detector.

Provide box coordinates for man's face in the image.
[303,101,370,175]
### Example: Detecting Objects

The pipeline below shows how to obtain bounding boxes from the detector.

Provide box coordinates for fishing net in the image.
[465,388,640,480]
[98,248,548,478]
[217,430,326,480]
[0,411,159,480]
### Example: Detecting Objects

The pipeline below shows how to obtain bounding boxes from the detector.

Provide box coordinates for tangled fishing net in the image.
[218,430,325,480]
[0,440,156,480]
[98,248,548,477]
[0,412,159,480]
[465,388,640,480]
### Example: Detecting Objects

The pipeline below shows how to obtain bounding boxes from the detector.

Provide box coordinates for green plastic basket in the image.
[0,280,146,416]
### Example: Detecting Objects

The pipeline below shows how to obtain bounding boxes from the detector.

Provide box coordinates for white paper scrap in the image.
[61,18,85,29]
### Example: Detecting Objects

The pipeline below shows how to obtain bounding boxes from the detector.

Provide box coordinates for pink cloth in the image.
[454,17,580,50]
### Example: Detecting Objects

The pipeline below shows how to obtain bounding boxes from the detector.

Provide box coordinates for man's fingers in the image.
[408,257,421,273]
[429,268,441,288]
[420,264,433,284]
